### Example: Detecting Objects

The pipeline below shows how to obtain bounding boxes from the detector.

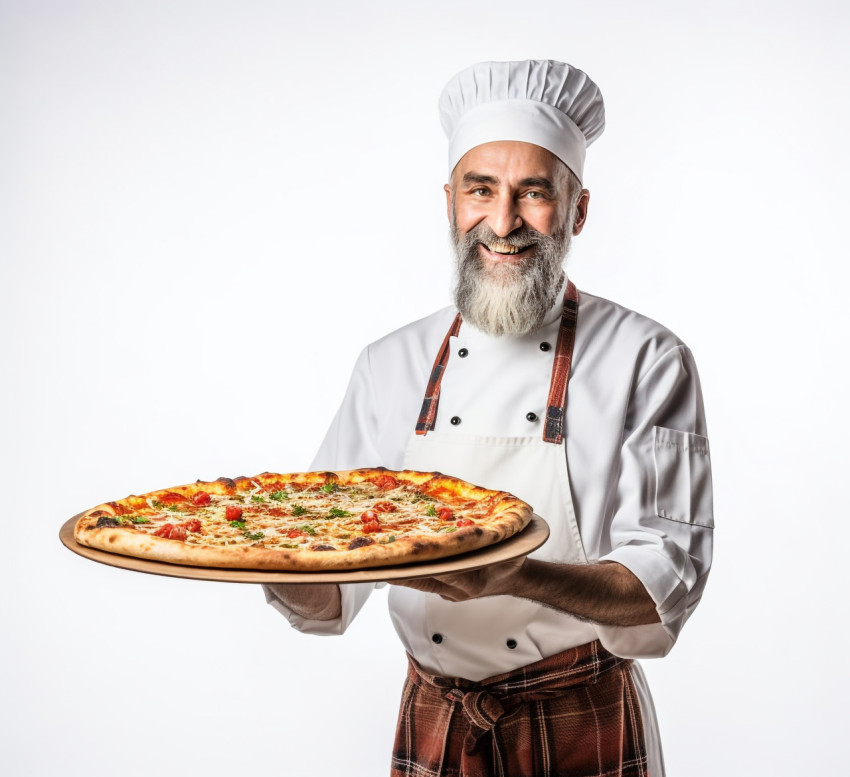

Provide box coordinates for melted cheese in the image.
[120,479,492,552]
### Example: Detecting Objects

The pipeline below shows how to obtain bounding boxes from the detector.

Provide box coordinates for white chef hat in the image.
[438,60,605,182]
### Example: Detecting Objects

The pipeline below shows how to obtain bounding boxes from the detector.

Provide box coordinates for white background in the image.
[2,1,848,774]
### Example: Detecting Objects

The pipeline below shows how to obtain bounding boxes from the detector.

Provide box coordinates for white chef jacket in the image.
[265,285,713,666]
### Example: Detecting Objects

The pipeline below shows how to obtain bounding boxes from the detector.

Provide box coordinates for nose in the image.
[488,195,522,237]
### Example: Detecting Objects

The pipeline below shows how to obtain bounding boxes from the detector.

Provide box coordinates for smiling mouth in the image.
[480,241,535,256]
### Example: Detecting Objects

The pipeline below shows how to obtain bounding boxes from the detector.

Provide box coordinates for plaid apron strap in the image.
[415,313,462,435]
[543,280,579,444]
[415,281,579,442]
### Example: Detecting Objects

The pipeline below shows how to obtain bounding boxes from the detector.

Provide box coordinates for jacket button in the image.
[458,348,468,358]
[450,416,461,426]
[526,412,538,422]
[432,633,444,644]
[506,639,518,649]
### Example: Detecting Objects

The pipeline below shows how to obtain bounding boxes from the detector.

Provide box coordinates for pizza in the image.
[73,468,532,572]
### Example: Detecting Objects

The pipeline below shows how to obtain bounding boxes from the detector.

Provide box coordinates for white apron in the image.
[385,281,664,774]
[388,281,597,679]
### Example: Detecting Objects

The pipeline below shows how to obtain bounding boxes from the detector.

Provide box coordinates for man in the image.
[264,60,713,777]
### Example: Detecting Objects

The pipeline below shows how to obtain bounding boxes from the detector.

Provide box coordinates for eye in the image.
[525,190,544,199]
[472,187,489,196]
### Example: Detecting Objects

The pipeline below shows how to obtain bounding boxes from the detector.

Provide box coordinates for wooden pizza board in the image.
[59,513,549,584]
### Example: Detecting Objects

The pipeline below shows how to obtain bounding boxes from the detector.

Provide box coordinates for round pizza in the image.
[73,468,532,571]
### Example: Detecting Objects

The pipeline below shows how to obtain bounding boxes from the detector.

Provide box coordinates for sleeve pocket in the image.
[653,426,714,528]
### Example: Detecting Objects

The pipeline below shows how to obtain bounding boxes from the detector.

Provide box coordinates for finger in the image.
[392,577,450,596]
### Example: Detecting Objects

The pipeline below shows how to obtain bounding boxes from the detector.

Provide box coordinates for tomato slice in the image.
[373,501,397,513]
[183,519,202,533]
[154,524,174,538]
[371,474,398,490]
[437,507,454,521]
[225,505,243,521]
[192,492,211,506]
[360,510,378,523]
[158,492,187,504]
[170,526,188,541]
[456,519,475,527]
[362,521,381,534]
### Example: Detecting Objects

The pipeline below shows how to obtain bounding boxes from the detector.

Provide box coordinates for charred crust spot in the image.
[321,472,340,484]
[313,544,337,551]
[347,537,374,550]
[215,477,236,490]
[95,516,120,528]
[89,510,110,519]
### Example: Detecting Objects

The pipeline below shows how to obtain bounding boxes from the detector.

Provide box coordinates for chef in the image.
[264,60,713,777]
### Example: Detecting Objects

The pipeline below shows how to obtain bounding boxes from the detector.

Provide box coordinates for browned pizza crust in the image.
[74,469,532,571]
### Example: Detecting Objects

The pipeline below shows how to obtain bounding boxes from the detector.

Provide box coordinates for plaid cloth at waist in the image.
[391,640,648,777]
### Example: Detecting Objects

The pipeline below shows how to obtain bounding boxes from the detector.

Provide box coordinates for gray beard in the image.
[451,221,572,337]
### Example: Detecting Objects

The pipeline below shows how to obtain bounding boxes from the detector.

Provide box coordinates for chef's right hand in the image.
[264,583,342,620]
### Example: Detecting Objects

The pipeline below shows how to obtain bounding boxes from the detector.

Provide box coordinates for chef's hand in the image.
[391,557,527,601]
[264,583,342,620]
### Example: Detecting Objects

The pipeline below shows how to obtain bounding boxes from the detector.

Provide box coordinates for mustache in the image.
[453,221,565,255]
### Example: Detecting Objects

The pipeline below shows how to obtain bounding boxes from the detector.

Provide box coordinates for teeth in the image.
[485,242,525,255]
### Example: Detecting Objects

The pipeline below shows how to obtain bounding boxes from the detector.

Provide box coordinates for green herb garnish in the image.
[229,520,246,529]
[320,483,337,493]
[379,535,397,545]
[425,504,438,517]
[243,531,265,541]
[328,507,352,518]
[129,516,150,524]
[291,504,308,517]
[251,495,265,503]
[435,526,457,533]
[269,490,289,501]
[297,524,317,536]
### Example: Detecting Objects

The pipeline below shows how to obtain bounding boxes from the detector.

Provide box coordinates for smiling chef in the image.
[263,59,714,777]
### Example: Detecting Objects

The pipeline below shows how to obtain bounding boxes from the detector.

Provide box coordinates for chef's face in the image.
[446,141,589,336]
[445,140,589,255]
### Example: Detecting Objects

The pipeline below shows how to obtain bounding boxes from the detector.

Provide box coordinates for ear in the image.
[572,189,591,236]
[444,183,453,225]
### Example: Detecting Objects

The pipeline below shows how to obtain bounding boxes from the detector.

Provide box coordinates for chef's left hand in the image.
[391,556,527,601]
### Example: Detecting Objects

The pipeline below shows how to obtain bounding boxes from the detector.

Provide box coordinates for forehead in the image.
[452,141,563,184]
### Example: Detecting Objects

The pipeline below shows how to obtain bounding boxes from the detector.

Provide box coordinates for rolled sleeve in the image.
[598,345,714,657]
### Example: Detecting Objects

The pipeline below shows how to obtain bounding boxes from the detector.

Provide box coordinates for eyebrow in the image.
[461,173,499,186]
[519,177,557,194]
[460,173,557,195]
